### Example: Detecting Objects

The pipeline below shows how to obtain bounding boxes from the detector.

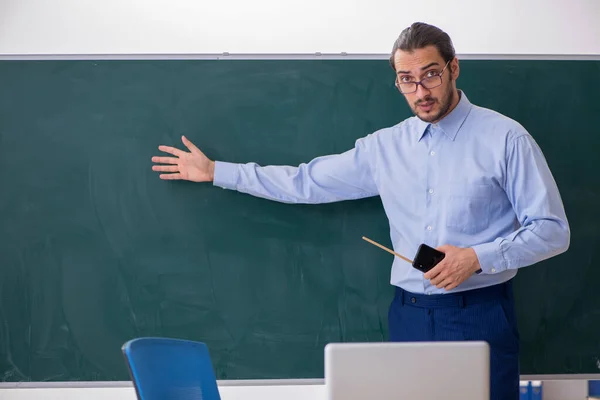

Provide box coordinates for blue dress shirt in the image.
[213,91,570,294]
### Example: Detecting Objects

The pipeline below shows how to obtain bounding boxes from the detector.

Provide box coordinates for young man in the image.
[152,22,570,400]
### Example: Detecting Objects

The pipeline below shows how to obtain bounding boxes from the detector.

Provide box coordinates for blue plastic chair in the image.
[122,337,221,400]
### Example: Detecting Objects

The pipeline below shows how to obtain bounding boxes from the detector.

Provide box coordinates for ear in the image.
[450,57,460,80]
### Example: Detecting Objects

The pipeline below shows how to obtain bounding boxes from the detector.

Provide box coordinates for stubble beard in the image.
[411,85,455,123]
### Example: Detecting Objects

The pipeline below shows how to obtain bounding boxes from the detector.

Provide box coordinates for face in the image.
[393,45,459,123]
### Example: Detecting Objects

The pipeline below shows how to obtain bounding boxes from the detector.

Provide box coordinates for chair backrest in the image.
[122,337,221,400]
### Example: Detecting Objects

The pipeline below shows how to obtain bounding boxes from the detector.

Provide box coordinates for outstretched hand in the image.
[423,245,482,290]
[152,136,215,182]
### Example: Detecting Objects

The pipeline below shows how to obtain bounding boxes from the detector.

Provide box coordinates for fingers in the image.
[423,262,444,280]
[181,135,203,155]
[152,156,179,164]
[156,137,204,158]
[152,165,178,172]
[425,261,452,287]
[158,145,185,157]
[436,278,458,290]
[429,273,446,287]
[159,173,182,180]
[430,272,454,289]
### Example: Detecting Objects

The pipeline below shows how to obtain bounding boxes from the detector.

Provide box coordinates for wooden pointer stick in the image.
[362,236,413,264]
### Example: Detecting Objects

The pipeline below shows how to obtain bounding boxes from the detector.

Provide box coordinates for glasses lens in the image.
[421,76,442,89]
[397,83,416,94]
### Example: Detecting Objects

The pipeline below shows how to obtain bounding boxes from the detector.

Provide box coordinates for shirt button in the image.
[428,188,434,194]
[426,225,432,231]
[430,151,435,156]
[491,268,496,273]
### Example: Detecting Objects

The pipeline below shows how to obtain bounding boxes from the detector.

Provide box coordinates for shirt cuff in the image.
[213,161,240,190]
[472,240,506,274]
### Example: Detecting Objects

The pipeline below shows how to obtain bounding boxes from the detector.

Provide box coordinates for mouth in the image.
[417,100,435,112]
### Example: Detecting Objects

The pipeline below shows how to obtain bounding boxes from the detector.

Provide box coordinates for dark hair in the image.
[389,22,456,70]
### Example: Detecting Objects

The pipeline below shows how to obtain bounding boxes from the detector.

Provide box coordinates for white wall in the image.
[1,0,599,56]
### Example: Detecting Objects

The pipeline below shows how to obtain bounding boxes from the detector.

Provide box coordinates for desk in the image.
[0,379,593,400]
[0,382,326,400]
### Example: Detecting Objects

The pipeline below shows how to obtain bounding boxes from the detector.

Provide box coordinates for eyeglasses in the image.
[395,60,450,94]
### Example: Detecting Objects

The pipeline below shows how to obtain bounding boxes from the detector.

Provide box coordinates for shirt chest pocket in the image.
[445,182,493,234]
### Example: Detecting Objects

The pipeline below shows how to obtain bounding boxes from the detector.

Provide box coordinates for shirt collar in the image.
[416,90,472,142]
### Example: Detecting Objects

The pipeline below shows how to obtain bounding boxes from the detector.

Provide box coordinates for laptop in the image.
[325,341,490,400]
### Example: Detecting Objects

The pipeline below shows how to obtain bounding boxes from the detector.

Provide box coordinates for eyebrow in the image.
[396,62,440,75]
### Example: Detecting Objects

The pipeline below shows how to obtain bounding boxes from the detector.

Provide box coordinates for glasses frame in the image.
[395,60,451,94]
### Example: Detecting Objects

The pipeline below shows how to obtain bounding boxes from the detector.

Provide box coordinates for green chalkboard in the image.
[0,59,598,381]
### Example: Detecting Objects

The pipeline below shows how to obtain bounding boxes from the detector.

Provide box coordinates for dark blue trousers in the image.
[388,280,520,400]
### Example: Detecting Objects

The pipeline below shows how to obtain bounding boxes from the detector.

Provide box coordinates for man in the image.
[151,22,570,400]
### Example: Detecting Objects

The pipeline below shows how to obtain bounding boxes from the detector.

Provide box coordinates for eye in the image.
[425,70,439,78]
[399,76,414,83]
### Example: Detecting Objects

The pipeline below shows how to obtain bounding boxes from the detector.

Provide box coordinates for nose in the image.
[415,82,431,99]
